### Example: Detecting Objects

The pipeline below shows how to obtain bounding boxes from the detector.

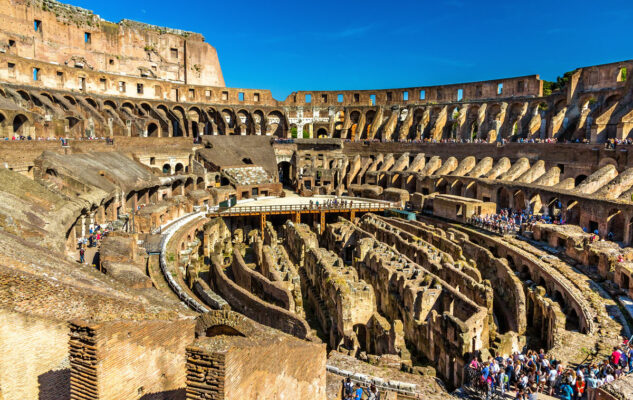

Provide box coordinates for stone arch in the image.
[451,179,464,196]
[64,95,78,106]
[103,100,117,110]
[574,174,588,186]
[66,116,81,136]
[436,179,449,194]
[236,109,250,135]
[316,127,327,138]
[12,114,30,136]
[40,92,54,103]
[565,200,580,225]
[221,108,236,130]
[17,90,30,102]
[349,110,361,140]
[513,190,526,211]
[85,97,99,110]
[267,110,287,137]
[333,110,345,138]
[147,122,159,137]
[545,197,562,219]
[506,102,524,139]
[174,163,184,174]
[278,161,292,186]
[172,106,187,137]
[607,209,625,242]
[497,187,511,209]
[252,109,265,135]
[185,177,195,193]
[464,182,477,198]
[162,163,172,174]
[519,265,532,281]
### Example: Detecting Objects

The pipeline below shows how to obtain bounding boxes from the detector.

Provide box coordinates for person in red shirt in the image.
[575,377,586,400]
[611,347,622,366]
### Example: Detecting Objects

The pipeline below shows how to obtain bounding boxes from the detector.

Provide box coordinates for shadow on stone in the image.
[38,368,70,400]
[140,388,186,400]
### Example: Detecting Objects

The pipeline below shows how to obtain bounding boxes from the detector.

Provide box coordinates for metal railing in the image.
[209,201,397,216]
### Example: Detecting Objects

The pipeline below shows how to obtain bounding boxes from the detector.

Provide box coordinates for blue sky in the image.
[73,0,633,100]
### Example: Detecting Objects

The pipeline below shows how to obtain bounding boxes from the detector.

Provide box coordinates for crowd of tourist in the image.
[342,378,381,400]
[467,208,545,235]
[307,198,351,209]
[3,135,114,142]
[77,223,110,264]
[469,337,633,400]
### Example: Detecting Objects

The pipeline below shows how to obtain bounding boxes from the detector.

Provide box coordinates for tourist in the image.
[353,383,363,400]
[366,384,380,400]
[585,373,599,400]
[343,377,353,399]
[560,381,574,400]
[79,247,85,264]
[574,376,585,400]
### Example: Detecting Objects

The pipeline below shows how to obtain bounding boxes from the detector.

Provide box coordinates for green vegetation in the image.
[290,126,298,138]
[543,69,578,96]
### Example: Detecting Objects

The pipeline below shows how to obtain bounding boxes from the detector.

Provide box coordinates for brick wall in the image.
[69,318,196,400]
[0,309,70,400]
[223,342,326,400]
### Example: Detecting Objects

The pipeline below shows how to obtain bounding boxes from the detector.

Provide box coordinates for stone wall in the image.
[186,310,326,400]
[231,246,294,311]
[0,0,224,86]
[69,318,196,400]
[208,255,312,340]
[0,309,69,400]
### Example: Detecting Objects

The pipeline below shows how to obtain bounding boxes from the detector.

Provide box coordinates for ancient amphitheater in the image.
[1,1,633,399]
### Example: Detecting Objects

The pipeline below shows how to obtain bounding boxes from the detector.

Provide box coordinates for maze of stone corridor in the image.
[1,0,633,399]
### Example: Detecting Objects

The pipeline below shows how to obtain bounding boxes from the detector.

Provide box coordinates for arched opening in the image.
[196,177,205,189]
[185,178,194,193]
[349,111,360,140]
[574,175,587,187]
[66,116,81,137]
[162,164,172,174]
[205,325,245,338]
[85,98,98,109]
[332,111,344,138]
[147,123,159,137]
[451,180,464,196]
[607,209,625,242]
[497,187,511,209]
[278,161,292,187]
[316,128,328,138]
[546,198,562,219]
[566,201,580,225]
[172,180,183,196]
[464,182,477,199]
[436,179,448,194]
[565,309,580,332]
[12,114,29,136]
[519,265,531,281]
[174,163,184,174]
[513,190,526,211]
[266,111,286,137]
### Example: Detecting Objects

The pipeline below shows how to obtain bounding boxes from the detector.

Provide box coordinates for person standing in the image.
[354,383,363,400]
[79,247,85,264]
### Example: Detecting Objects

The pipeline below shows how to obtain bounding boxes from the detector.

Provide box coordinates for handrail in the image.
[208,202,398,215]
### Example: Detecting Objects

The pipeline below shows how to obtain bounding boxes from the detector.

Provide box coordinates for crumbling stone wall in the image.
[186,310,326,400]
[69,318,196,400]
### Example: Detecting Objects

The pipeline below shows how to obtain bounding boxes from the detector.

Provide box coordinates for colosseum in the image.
[0,1,633,399]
